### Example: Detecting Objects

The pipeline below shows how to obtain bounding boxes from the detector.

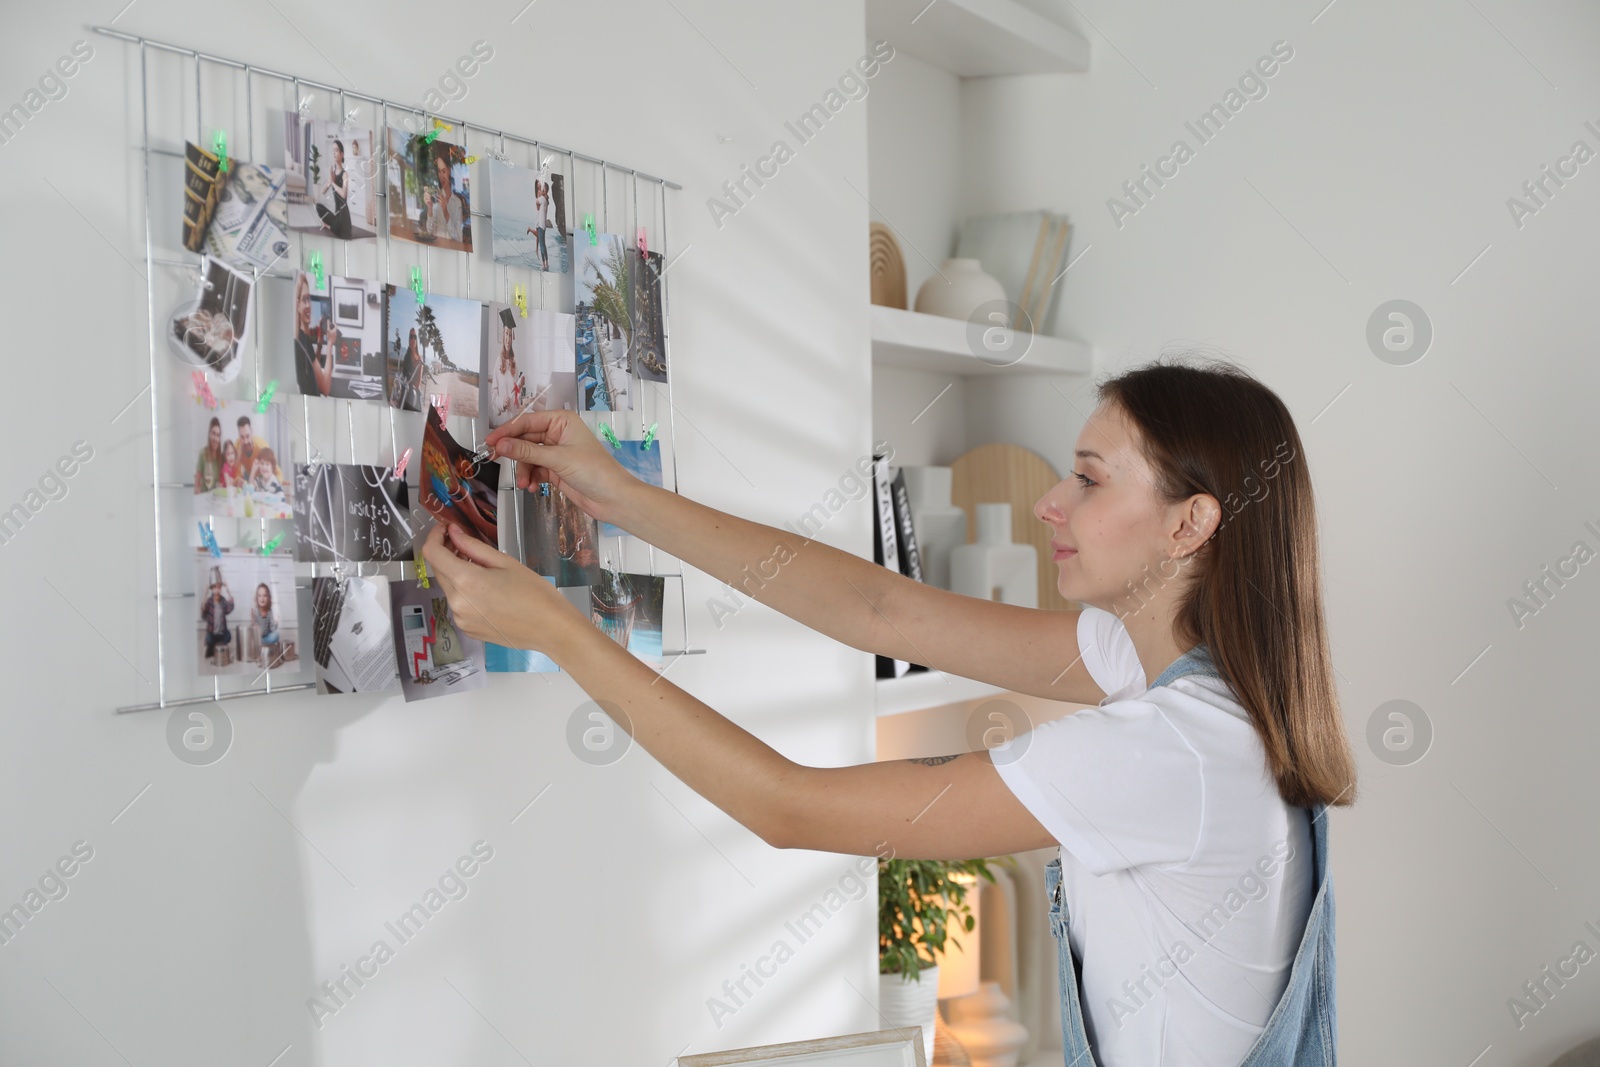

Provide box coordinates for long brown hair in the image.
[1098,354,1357,810]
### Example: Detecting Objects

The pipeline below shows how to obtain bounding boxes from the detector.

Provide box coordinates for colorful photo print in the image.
[384,286,483,416]
[181,140,227,252]
[419,403,498,547]
[169,256,254,384]
[388,577,488,700]
[293,273,387,400]
[590,570,665,669]
[482,304,577,426]
[386,127,473,252]
[311,575,400,695]
[283,113,378,239]
[196,555,299,676]
[193,400,293,519]
[629,248,667,383]
[521,481,600,587]
[488,161,568,273]
[574,234,632,411]
[204,160,291,272]
[292,463,412,562]
[486,579,587,673]
[598,441,663,539]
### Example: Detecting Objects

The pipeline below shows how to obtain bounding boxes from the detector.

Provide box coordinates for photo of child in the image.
[193,401,293,520]
[196,555,299,676]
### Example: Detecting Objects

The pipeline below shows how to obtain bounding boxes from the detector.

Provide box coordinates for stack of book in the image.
[872,453,929,679]
[954,210,1073,334]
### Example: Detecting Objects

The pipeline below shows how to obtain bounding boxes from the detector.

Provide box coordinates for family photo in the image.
[195,555,299,676]
[192,400,293,519]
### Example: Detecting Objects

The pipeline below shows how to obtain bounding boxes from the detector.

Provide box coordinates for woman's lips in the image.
[1052,547,1077,560]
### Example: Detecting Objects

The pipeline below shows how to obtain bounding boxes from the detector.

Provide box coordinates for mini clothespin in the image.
[191,370,220,409]
[599,423,620,449]
[259,532,286,556]
[344,105,361,123]
[513,283,527,318]
[637,228,648,257]
[435,394,450,422]
[298,93,315,113]
[198,521,222,559]
[255,379,278,413]
[308,250,325,290]
[640,422,658,450]
[410,265,426,306]
[536,154,552,179]
[468,442,495,469]
[392,447,412,479]
[423,118,452,145]
[465,153,480,165]
[213,130,229,173]
[583,213,596,245]
[415,552,431,588]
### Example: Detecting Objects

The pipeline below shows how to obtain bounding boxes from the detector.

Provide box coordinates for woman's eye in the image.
[1073,471,1095,487]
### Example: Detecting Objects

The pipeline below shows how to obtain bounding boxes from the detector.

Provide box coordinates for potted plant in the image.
[879,856,1003,1063]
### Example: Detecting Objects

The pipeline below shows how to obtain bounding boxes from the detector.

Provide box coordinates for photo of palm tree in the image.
[574,233,633,412]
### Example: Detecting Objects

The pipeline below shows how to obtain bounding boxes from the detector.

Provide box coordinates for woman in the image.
[532,179,550,270]
[490,312,525,423]
[423,357,1358,1067]
[293,271,336,397]
[194,416,223,494]
[315,138,353,239]
[200,566,234,661]
[392,328,423,410]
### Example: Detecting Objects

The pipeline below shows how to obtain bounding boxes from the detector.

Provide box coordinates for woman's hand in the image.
[483,410,636,529]
[420,523,591,655]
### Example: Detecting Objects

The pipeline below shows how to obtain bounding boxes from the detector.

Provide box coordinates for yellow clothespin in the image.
[415,553,431,589]
[513,284,527,318]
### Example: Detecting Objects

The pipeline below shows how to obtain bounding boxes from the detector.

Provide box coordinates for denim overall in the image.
[1044,643,1337,1066]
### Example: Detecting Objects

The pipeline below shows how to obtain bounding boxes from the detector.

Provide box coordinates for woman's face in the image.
[502,325,514,352]
[435,157,450,190]
[1033,402,1188,613]
[208,422,221,449]
[295,279,311,330]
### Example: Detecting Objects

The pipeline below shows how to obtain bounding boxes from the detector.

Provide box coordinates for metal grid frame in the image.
[98,26,701,715]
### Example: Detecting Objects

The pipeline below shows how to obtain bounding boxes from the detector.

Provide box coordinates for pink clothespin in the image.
[637,228,648,257]
[392,447,412,479]
[433,394,450,422]
[191,370,219,409]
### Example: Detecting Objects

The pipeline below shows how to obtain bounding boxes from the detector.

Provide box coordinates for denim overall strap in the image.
[1043,645,1337,1066]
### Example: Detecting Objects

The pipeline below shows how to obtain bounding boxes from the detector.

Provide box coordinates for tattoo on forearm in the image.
[908,754,961,767]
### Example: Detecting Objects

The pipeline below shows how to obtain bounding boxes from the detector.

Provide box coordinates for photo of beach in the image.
[384,285,483,417]
[598,441,662,539]
[575,233,632,412]
[590,570,665,669]
[489,161,569,273]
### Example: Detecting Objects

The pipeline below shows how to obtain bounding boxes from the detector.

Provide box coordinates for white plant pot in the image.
[879,965,939,1066]
[914,258,1007,321]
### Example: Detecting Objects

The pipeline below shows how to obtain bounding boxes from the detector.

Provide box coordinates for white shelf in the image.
[877,672,1009,717]
[871,305,1093,377]
[866,0,1090,77]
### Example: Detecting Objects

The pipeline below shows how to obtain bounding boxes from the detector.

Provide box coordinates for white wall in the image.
[0,3,890,1065]
[952,1,1600,1063]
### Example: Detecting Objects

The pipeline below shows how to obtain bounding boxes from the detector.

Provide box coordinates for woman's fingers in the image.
[445,523,507,567]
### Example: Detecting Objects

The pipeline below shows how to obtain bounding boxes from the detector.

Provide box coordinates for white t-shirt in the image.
[992,607,1314,1067]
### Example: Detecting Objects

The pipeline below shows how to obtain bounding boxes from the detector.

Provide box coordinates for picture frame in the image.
[677,1028,926,1067]
[333,283,364,328]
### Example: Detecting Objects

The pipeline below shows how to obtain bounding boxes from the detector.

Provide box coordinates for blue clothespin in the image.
[640,422,658,450]
[584,213,596,246]
[411,265,426,306]
[255,379,278,413]
[308,251,324,290]
[213,130,228,173]
[198,521,222,559]
[598,423,619,449]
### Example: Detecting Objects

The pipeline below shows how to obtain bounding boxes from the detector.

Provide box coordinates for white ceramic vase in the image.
[914,258,1006,321]
[899,466,967,592]
[950,504,1037,608]
[879,965,940,1066]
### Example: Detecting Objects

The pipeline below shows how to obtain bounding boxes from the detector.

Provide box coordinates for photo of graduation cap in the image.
[499,306,517,331]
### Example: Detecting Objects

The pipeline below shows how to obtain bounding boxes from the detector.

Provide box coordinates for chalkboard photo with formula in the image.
[292,463,412,563]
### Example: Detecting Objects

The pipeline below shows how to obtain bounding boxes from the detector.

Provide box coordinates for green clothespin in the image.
[410,265,426,306]
[259,531,286,556]
[255,379,278,412]
[584,213,596,245]
[640,422,658,450]
[308,250,324,291]
[599,423,620,449]
[423,118,451,145]
[213,130,229,173]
